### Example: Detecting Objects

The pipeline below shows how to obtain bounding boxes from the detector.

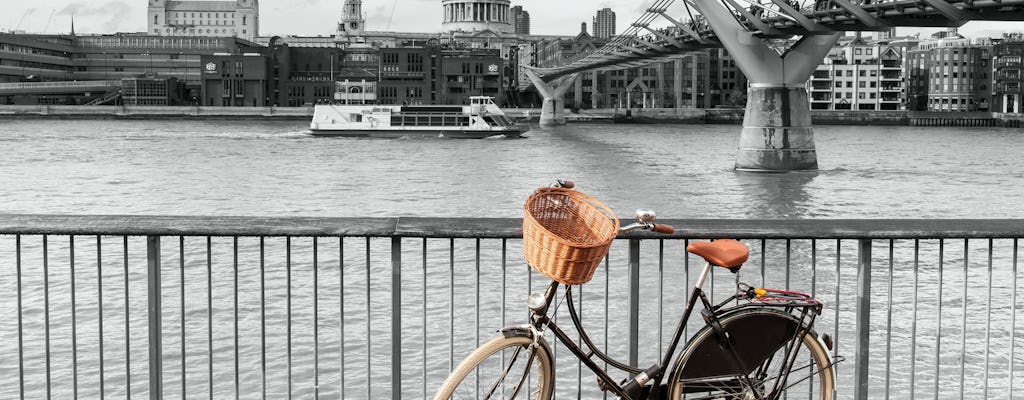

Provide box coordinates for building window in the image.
[243,16,247,25]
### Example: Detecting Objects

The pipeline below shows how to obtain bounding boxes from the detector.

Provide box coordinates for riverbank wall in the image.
[2,105,1023,127]
[0,105,313,120]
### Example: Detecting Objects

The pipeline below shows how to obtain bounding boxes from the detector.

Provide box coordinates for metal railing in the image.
[0,215,1021,399]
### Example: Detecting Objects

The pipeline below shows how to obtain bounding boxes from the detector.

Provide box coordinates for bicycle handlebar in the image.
[651,223,675,234]
[620,222,675,234]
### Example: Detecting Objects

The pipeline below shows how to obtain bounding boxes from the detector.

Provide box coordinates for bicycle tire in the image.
[433,334,555,400]
[666,308,835,400]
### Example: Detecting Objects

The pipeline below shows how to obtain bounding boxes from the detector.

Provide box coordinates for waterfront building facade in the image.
[0,33,73,84]
[378,44,438,105]
[442,0,514,33]
[510,6,530,35]
[147,0,260,41]
[439,47,504,104]
[122,74,185,105]
[199,53,269,106]
[992,34,1024,113]
[906,36,993,111]
[593,8,616,39]
[0,33,260,105]
[808,35,905,111]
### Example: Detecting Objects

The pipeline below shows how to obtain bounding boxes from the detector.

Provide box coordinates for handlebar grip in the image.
[652,224,675,234]
[557,180,575,189]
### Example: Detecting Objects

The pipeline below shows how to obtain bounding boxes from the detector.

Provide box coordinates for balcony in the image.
[0,215,1020,399]
[811,82,832,90]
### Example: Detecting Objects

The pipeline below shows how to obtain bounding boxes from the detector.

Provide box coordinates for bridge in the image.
[524,0,1024,170]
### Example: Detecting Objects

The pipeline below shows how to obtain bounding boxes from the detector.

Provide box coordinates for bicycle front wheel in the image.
[667,308,835,400]
[433,334,555,400]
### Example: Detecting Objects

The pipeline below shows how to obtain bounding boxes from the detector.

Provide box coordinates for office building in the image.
[906,35,993,111]
[593,8,615,39]
[992,34,1024,113]
[808,35,905,110]
[510,6,530,35]
[147,0,260,41]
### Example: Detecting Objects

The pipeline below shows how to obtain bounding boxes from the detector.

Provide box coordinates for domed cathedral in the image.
[147,0,260,41]
[442,0,514,33]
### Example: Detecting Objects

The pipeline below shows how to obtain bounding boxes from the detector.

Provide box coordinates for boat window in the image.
[353,114,362,122]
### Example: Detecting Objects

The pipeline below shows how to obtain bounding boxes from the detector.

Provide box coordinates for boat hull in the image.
[309,127,527,139]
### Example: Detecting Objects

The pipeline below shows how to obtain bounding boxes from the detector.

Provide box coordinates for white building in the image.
[808,35,904,111]
[147,0,260,41]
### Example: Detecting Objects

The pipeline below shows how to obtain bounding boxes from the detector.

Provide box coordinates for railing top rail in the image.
[1,214,1023,239]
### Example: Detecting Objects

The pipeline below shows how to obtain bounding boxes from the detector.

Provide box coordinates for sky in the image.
[2,0,1024,39]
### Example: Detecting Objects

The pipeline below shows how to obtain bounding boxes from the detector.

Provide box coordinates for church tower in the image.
[236,0,260,40]
[338,0,366,38]
[147,0,167,35]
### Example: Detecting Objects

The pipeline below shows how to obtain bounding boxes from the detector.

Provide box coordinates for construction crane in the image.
[42,10,56,33]
[385,0,397,30]
[15,9,35,31]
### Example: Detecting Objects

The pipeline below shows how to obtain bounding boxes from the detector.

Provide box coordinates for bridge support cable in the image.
[524,69,579,126]
[654,10,712,43]
[720,0,783,34]
[827,0,888,28]
[766,0,831,32]
[693,0,840,170]
[918,0,970,25]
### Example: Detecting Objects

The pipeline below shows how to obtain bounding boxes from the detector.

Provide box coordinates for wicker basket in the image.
[522,187,620,285]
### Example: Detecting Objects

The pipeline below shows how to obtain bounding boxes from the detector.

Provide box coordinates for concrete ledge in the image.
[0,105,314,120]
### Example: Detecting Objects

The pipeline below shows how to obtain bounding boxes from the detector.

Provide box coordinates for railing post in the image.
[854,239,872,400]
[391,237,402,400]
[627,238,640,368]
[147,235,163,399]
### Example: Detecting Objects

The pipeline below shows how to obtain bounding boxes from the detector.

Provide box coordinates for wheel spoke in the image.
[483,346,523,399]
[506,349,538,399]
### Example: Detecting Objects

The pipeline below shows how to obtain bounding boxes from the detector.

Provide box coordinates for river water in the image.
[0,119,1022,399]
[1,119,1023,219]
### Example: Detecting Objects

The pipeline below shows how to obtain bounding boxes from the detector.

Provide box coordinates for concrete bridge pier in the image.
[692,0,840,170]
[524,69,579,126]
[737,83,818,171]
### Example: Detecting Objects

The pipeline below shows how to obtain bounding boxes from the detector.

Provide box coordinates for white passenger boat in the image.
[309,96,528,138]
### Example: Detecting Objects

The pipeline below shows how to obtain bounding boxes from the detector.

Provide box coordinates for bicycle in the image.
[433,181,838,400]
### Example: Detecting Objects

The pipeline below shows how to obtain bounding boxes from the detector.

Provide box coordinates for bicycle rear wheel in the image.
[433,335,555,400]
[667,308,834,400]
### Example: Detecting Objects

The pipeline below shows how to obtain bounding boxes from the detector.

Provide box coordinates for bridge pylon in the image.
[692,0,841,171]
[524,69,579,127]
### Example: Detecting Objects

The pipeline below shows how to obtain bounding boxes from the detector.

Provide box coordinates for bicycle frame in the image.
[522,261,825,400]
